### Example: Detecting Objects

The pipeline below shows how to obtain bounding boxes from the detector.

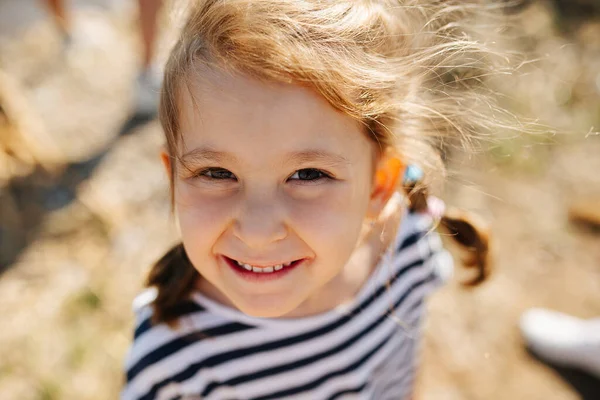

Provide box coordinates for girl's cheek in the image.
[175,179,236,207]
[287,185,366,240]
[174,181,237,229]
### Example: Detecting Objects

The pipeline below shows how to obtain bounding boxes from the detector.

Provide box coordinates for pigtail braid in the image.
[146,243,200,326]
[439,208,491,285]
[403,178,491,286]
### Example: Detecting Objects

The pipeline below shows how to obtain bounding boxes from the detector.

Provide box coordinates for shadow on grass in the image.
[0,111,156,273]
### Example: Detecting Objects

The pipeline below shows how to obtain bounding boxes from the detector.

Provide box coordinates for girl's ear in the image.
[368,154,404,219]
[160,148,172,177]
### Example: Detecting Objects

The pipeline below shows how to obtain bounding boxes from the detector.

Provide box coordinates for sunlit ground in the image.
[0,1,599,399]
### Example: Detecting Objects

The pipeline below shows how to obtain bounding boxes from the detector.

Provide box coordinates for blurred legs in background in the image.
[134,0,163,116]
[520,308,600,379]
[43,0,70,43]
[41,0,164,116]
[138,0,161,74]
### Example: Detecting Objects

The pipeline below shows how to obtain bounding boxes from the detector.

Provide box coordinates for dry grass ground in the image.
[0,1,599,399]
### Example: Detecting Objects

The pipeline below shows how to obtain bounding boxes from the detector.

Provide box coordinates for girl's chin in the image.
[230,294,306,318]
[195,270,309,317]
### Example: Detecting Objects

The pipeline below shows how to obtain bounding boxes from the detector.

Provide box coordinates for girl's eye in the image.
[289,168,330,181]
[197,168,236,180]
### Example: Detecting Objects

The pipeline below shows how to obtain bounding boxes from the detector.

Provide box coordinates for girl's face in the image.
[168,69,383,318]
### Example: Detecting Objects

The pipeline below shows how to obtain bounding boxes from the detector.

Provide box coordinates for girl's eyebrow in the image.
[179,148,350,166]
[179,147,234,165]
[286,150,351,167]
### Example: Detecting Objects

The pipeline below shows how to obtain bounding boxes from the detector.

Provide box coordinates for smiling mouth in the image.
[224,256,303,274]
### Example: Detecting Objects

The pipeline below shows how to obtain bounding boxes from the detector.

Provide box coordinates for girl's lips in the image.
[222,256,305,281]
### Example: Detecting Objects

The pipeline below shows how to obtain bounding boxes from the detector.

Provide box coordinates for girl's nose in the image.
[232,195,288,249]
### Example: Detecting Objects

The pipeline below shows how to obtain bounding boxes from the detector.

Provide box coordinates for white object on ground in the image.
[520,308,600,379]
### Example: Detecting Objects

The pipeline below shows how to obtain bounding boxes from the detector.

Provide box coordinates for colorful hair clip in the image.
[402,164,423,185]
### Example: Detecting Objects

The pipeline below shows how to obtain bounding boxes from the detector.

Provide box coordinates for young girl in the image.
[122,1,494,399]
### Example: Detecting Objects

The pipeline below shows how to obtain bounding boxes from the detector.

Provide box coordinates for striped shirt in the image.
[122,211,453,400]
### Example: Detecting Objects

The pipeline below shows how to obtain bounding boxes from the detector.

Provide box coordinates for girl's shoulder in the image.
[122,289,235,400]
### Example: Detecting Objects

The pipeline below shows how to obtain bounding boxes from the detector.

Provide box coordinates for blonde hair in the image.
[150,0,502,325]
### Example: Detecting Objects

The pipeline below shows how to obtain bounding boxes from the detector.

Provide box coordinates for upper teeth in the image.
[237,261,290,273]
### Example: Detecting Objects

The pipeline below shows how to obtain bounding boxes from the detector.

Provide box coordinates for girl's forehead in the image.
[181,68,341,122]
[177,70,373,156]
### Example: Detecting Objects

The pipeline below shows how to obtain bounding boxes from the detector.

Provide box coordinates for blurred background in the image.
[0,0,599,399]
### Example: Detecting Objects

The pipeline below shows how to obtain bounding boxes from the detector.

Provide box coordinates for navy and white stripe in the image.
[122,212,452,400]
